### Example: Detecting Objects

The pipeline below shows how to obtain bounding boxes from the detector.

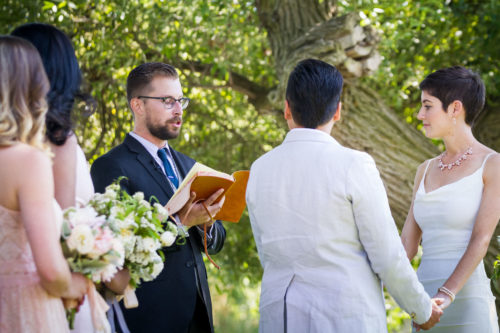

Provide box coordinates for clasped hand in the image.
[414,298,444,331]
[177,189,225,228]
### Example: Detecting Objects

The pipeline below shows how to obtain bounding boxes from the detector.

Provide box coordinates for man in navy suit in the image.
[91,62,226,333]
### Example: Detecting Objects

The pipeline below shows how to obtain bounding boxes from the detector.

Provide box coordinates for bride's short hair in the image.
[419,66,485,127]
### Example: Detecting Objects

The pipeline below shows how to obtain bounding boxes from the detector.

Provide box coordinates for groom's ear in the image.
[284,100,293,120]
[333,102,342,121]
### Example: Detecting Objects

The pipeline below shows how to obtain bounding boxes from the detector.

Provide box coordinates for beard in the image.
[146,115,182,141]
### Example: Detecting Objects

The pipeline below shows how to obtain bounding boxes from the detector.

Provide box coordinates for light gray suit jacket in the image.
[246,128,431,333]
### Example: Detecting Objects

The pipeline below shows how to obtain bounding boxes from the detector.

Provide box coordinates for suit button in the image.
[185,260,194,268]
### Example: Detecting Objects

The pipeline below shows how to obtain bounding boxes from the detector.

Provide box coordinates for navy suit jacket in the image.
[91,134,225,333]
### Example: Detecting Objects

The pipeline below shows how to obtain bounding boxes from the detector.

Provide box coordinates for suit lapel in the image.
[124,135,175,199]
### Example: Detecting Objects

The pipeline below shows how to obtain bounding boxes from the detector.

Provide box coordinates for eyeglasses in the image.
[137,96,190,109]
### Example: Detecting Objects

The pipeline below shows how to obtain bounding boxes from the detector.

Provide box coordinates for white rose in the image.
[110,206,125,219]
[123,214,137,228]
[67,224,94,254]
[100,264,118,282]
[67,206,105,228]
[111,238,125,264]
[141,237,158,253]
[140,217,151,228]
[104,188,117,200]
[160,231,176,247]
[133,192,144,201]
[165,222,178,237]
[140,199,151,209]
[154,203,168,221]
[151,261,164,278]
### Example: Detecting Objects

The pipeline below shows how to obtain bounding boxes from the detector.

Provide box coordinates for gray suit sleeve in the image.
[346,153,432,325]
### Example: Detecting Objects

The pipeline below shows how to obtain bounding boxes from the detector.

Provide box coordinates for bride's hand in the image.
[432,292,452,310]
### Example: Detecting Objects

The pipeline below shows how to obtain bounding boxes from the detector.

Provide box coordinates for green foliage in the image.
[339,0,500,129]
[0,2,279,329]
[494,236,500,280]
[2,1,498,331]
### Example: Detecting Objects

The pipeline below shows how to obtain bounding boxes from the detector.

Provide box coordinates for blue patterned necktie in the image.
[157,148,179,188]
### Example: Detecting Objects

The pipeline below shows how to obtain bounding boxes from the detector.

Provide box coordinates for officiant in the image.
[91,62,226,333]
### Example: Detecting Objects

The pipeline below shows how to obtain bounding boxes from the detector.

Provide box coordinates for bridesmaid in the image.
[401,66,499,332]
[12,23,130,332]
[0,35,87,332]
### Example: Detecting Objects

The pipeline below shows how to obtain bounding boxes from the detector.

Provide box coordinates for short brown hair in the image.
[126,62,178,105]
[419,66,485,127]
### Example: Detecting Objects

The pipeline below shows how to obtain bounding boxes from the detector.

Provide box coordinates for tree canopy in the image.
[1,0,499,331]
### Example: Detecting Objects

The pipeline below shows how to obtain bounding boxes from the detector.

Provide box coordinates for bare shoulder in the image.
[1,143,48,162]
[483,150,500,183]
[484,151,500,168]
[50,133,77,156]
[414,158,433,182]
[7,144,52,177]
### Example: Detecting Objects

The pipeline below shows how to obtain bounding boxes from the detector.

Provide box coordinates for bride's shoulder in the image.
[416,158,435,175]
[483,151,500,176]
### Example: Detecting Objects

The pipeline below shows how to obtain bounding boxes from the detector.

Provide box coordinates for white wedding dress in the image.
[71,144,96,333]
[413,153,499,332]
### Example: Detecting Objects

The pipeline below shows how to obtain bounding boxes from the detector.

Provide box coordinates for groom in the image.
[246,59,442,332]
[91,62,226,333]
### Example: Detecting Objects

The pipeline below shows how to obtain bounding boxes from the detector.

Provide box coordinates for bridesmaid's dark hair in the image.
[11,23,94,145]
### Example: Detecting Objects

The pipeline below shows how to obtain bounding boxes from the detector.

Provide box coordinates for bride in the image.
[401,66,499,332]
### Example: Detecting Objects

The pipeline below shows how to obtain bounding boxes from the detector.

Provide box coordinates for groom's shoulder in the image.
[338,145,377,166]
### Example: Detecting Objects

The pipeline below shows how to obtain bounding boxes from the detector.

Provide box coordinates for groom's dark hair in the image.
[286,59,343,128]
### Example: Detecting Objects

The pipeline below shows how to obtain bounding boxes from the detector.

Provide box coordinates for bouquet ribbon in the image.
[121,284,139,309]
[87,281,111,333]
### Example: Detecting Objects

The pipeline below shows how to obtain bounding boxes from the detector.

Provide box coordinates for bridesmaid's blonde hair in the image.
[0,35,49,150]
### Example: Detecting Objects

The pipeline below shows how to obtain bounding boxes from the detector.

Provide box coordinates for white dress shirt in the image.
[129,132,213,238]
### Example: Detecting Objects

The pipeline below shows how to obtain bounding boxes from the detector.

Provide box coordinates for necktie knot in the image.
[157,148,179,188]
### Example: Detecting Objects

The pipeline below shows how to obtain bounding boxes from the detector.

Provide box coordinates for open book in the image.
[165,162,249,223]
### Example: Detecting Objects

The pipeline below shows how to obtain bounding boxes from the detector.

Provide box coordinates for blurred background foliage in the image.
[1,0,498,332]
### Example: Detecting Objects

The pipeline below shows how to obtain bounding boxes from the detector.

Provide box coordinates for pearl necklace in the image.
[438,147,472,171]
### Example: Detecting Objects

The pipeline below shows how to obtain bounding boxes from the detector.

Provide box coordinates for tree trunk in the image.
[256,0,437,224]
[257,0,499,316]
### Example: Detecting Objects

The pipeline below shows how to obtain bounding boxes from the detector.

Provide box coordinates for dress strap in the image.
[480,152,496,169]
[421,158,434,180]
[418,158,434,191]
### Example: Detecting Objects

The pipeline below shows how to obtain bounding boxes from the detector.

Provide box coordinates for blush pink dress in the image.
[0,203,69,333]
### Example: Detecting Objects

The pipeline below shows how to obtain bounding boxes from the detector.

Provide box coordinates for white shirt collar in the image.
[129,132,177,177]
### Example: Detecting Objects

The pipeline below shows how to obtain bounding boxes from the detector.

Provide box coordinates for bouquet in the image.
[88,181,185,306]
[61,205,124,332]
[61,206,125,282]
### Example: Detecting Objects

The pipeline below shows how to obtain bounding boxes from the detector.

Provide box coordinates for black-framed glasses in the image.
[137,96,190,109]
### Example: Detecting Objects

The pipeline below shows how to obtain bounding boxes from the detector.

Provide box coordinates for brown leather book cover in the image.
[165,163,249,223]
